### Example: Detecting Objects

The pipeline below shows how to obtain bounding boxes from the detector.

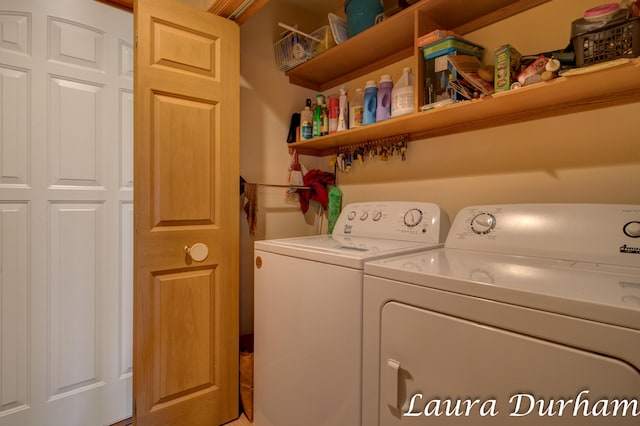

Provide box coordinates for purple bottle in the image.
[376,74,393,122]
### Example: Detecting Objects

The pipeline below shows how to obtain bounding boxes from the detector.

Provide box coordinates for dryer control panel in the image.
[332,201,450,244]
[446,204,640,267]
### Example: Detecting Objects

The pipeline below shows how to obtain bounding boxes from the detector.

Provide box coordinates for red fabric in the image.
[298,169,335,213]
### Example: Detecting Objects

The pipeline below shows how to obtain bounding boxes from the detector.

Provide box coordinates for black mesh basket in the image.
[572,17,640,67]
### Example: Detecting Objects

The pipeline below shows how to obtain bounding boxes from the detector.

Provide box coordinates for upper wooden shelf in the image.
[285,0,551,92]
[288,58,640,156]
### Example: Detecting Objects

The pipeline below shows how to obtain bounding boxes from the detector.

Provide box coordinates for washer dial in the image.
[624,221,640,238]
[471,213,496,234]
[403,208,423,227]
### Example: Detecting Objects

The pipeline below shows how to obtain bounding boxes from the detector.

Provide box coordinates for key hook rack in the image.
[333,133,409,172]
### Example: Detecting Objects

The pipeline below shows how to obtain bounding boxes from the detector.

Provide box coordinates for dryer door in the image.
[380,302,640,425]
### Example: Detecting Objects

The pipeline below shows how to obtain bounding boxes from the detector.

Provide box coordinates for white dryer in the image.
[362,204,640,425]
[253,201,449,426]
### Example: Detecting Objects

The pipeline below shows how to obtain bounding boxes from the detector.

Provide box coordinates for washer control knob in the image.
[360,211,369,221]
[403,208,423,228]
[348,211,356,220]
[623,221,640,238]
[373,211,383,221]
[471,213,496,235]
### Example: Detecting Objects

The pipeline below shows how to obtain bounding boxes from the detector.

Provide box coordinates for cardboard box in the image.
[494,45,521,92]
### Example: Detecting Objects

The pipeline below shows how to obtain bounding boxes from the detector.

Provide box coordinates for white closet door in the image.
[0,1,133,425]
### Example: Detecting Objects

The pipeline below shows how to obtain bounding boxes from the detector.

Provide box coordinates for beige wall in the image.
[239,0,640,333]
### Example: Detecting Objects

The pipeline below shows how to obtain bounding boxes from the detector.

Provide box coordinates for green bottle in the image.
[327,185,342,234]
[313,94,327,137]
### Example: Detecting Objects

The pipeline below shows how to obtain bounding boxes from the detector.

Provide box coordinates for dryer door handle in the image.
[385,358,401,409]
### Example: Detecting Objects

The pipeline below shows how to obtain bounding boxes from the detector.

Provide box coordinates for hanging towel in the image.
[242,182,258,235]
[298,169,335,213]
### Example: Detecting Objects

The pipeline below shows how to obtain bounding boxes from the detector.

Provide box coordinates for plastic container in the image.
[571,4,629,38]
[307,25,337,57]
[376,75,393,122]
[391,67,414,117]
[571,5,639,67]
[421,36,485,60]
[337,86,349,131]
[327,185,342,234]
[313,94,328,137]
[349,88,364,128]
[328,95,339,134]
[344,0,384,38]
[362,80,378,125]
[573,16,640,66]
[300,98,313,140]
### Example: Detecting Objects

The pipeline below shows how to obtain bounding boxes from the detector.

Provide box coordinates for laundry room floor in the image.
[113,413,251,425]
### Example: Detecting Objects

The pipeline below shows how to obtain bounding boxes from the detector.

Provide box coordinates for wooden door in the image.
[133,0,240,425]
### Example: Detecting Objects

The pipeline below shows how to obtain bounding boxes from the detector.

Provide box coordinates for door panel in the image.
[152,94,215,225]
[134,0,240,424]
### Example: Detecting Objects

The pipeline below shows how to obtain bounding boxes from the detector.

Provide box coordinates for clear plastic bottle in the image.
[349,88,364,128]
[300,98,313,140]
[362,80,378,125]
[392,67,415,117]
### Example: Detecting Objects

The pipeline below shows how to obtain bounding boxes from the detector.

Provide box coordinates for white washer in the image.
[253,201,450,426]
[363,204,640,425]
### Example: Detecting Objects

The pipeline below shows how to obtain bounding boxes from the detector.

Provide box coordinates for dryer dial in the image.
[471,213,496,235]
[403,208,423,227]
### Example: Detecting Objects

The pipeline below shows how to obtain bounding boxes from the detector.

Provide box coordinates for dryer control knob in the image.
[623,221,640,238]
[471,213,496,235]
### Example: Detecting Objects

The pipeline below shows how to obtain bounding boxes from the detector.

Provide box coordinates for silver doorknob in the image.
[184,243,209,262]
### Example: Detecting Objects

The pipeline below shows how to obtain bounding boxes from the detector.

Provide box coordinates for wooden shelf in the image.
[285,0,551,92]
[289,58,640,156]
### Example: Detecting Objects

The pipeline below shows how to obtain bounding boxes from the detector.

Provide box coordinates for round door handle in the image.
[184,243,209,262]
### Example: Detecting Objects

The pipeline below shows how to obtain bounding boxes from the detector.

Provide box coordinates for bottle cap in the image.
[365,80,377,89]
[379,74,393,83]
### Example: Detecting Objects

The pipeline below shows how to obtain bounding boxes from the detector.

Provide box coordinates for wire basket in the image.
[274,23,335,72]
[572,17,640,67]
[274,29,312,72]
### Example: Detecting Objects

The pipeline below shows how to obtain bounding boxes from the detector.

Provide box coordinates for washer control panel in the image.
[446,204,640,267]
[333,201,450,243]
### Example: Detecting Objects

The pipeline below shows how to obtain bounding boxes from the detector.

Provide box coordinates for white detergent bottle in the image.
[392,67,415,117]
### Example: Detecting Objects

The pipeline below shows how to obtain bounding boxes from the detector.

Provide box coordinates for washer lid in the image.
[365,248,640,330]
[255,234,442,269]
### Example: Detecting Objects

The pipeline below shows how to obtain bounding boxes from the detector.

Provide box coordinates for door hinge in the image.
[135,31,138,48]
[133,399,137,416]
